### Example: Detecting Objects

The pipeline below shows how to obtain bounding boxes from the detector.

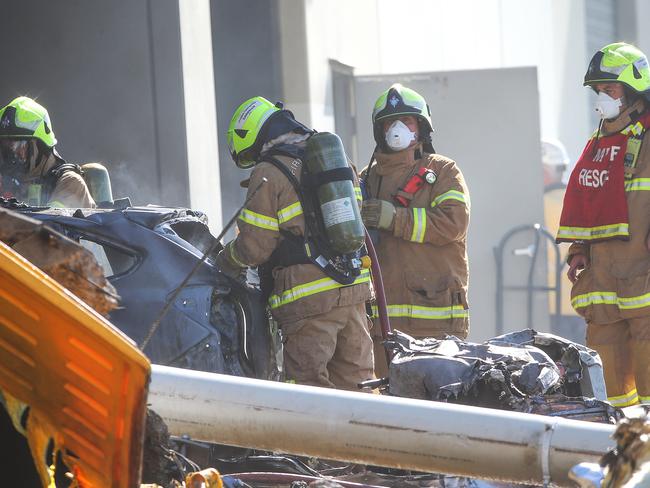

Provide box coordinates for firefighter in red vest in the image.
[558,43,650,407]
[361,84,470,377]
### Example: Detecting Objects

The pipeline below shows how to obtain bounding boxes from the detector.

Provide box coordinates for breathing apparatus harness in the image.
[362,146,437,207]
[257,143,365,299]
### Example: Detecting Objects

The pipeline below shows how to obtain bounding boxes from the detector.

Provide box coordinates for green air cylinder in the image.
[81,163,114,204]
[303,132,365,255]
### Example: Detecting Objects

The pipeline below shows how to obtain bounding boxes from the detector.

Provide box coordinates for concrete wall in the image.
[282,0,594,167]
[355,68,548,341]
[211,0,284,227]
[0,0,222,230]
[0,0,190,207]
[179,0,222,231]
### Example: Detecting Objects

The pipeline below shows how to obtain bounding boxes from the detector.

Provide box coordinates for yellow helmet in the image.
[227,97,312,169]
[584,42,650,98]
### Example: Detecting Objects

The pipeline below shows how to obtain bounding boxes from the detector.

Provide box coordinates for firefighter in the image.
[361,84,470,377]
[557,42,650,406]
[217,96,374,391]
[0,96,95,208]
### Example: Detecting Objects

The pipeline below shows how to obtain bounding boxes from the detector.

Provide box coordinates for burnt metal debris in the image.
[385,329,620,423]
[1,199,626,487]
[7,201,279,381]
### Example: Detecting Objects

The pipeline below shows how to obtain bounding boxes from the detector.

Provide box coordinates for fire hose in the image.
[365,230,393,364]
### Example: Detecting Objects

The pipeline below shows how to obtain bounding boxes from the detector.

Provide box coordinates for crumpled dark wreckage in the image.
[10,201,279,381]
[386,329,620,423]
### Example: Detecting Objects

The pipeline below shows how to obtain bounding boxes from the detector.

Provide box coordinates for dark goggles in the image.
[0,139,30,175]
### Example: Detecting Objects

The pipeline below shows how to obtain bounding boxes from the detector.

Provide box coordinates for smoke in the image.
[101,159,188,208]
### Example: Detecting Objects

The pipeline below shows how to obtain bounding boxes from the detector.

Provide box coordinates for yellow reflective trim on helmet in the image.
[608,388,639,407]
[556,223,629,240]
[371,304,469,320]
[410,208,426,243]
[239,208,279,231]
[268,269,370,309]
[277,201,303,224]
[625,178,650,191]
[572,290,650,311]
[430,190,468,208]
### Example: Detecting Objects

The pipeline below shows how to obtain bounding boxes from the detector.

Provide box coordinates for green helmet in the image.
[584,42,650,98]
[372,84,434,152]
[0,96,57,147]
[227,96,283,169]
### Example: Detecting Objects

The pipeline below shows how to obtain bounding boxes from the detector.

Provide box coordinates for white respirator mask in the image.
[385,120,416,151]
[594,91,623,120]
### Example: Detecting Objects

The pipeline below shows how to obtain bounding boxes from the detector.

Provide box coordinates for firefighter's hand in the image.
[215,241,247,283]
[567,254,589,283]
[362,199,396,231]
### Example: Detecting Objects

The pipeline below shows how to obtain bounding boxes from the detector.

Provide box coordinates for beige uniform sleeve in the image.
[392,159,470,246]
[567,241,590,264]
[231,164,283,267]
[49,172,96,208]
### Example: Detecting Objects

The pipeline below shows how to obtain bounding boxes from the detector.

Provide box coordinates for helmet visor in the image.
[236,150,257,169]
[0,139,30,176]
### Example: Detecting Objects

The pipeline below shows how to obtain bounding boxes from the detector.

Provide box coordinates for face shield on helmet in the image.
[584,42,650,100]
[0,97,57,179]
[0,139,31,177]
[372,84,434,152]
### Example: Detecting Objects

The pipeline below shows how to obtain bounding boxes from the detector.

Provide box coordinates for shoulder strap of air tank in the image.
[302,167,353,188]
[260,155,356,285]
[261,155,306,202]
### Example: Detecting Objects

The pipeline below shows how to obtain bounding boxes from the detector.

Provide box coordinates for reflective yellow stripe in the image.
[608,388,639,407]
[410,208,426,243]
[226,242,247,267]
[625,178,650,192]
[639,395,650,404]
[571,292,618,309]
[277,201,303,224]
[371,304,469,320]
[239,208,279,231]
[572,291,650,311]
[556,223,629,240]
[354,187,362,202]
[430,190,469,208]
[268,269,370,309]
[619,292,650,310]
[622,121,644,136]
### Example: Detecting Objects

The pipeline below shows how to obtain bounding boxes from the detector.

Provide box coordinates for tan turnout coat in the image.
[362,143,470,339]
[232,153,371,326]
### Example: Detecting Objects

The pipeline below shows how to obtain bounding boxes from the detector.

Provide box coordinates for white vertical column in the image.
[178,0,222,232]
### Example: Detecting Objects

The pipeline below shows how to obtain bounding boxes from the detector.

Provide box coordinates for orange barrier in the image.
[0,241,150,487]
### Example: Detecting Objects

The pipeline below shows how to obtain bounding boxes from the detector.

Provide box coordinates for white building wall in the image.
[298,0,593,164]
[179,0,222,232]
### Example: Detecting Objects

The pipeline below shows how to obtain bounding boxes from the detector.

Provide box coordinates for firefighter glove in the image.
[216,240,247,283]
[362,199,396,231]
